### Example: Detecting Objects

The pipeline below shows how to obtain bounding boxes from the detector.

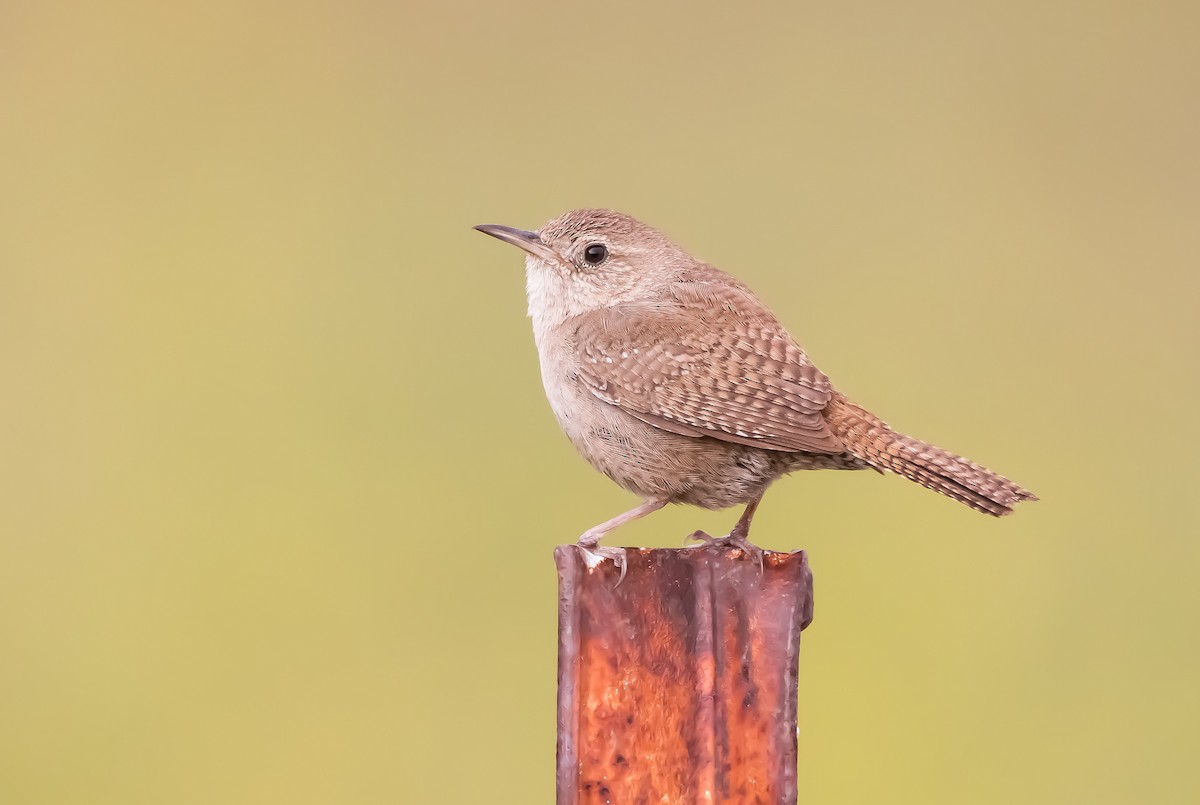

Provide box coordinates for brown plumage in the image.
[475,209,1036,569]
[823,394,1036,516]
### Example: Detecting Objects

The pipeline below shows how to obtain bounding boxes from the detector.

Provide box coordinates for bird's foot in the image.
[577,543,628,586]
[684,530,765,573]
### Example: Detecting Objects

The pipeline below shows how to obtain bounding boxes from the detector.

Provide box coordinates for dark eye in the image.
[583,243,608,265]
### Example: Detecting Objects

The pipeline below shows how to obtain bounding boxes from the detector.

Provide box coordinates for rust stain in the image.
[557,546,813,805]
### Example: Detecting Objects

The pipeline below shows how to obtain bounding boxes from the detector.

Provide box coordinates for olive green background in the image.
[2,1,1198,802]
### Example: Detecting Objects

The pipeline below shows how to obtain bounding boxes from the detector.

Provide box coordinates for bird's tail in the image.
[825,394,1037,516]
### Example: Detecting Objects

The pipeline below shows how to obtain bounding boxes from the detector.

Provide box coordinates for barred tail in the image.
[826,395,1038,517]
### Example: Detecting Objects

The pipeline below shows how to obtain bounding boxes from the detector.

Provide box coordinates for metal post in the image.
[556,545,814,804]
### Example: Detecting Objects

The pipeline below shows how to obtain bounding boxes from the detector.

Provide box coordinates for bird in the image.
[475,209,1036,572]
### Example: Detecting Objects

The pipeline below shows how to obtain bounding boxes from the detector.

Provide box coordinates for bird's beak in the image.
[474,224,558,262]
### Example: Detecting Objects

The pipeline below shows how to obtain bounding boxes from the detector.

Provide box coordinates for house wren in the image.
[476,209,1036,571]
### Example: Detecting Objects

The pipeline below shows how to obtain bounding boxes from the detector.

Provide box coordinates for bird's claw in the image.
[684,530,765,573]
[577,544,628,587]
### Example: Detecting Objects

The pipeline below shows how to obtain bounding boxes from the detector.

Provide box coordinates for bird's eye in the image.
[583,243,608,265]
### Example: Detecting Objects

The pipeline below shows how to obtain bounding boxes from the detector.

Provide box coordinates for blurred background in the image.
[2,1,1198,802]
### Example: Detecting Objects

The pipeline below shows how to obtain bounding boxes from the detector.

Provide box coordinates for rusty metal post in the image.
[556,545,814,805]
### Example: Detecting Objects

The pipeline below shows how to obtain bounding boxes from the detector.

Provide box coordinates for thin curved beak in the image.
[474,224,558,262]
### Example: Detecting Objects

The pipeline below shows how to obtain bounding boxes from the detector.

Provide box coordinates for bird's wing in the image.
[574,303,843,454]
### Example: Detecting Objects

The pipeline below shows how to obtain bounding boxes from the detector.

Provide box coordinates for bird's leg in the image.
[577,498,667,583]
[686,493,766,570]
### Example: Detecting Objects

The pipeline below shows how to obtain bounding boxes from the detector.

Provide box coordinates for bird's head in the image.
[475,209,688,332]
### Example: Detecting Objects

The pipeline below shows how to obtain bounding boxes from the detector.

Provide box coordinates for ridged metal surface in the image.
[556,545,813,805]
